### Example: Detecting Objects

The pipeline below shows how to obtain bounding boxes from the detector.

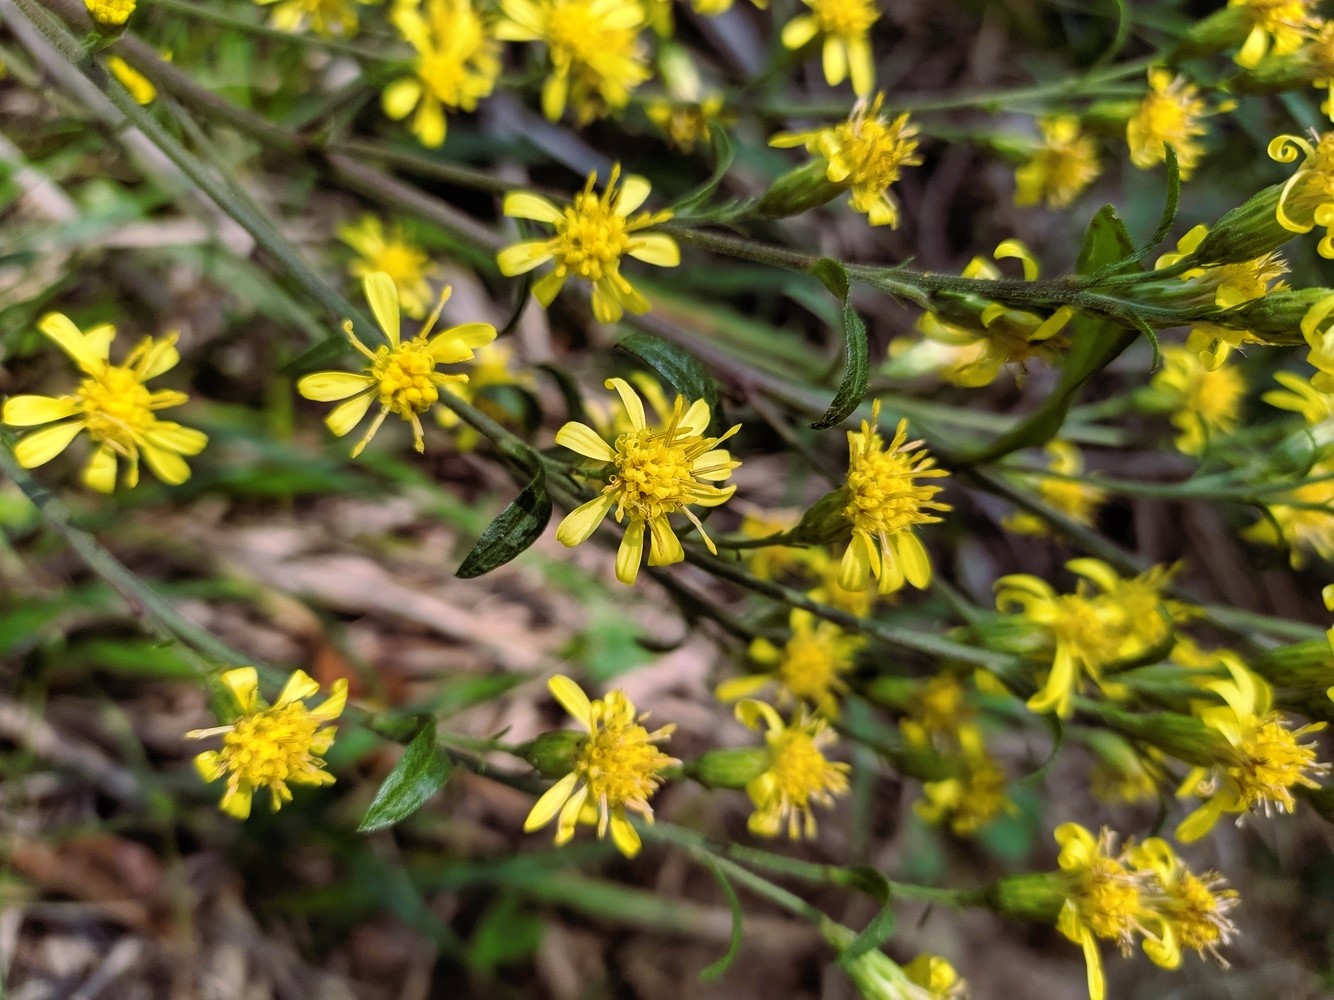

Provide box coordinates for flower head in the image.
[523,675,677,857]
[735,700,850,840]
[1003,441,1107,537]
[1300,292,1334,391]
[1270,131,1334,257]
[1127,69,1209,178]
[1150,346,1246,455]
[1129,838,1239,969]
[916,741,1012,837]
[254,0,366,36]
[339,216,434,319]
[770,95,921,227]
[495,0,650,122]
[720,609,866,718]
[296,272,496,457]
[107,55,156,104]
[1230,0,1319,68]
[382,0,499,148]
[3,313,208,492]
[1244,459,1334,566]
[839,401,950,594]
[780,0,879,97]
[186,667,347,819]
[85,0,134,26]
[553,377,739,584]
[1176,654,1329,841]
[1262,370,1334,424]
[498,166,679,323]
[1014,116,1101,209]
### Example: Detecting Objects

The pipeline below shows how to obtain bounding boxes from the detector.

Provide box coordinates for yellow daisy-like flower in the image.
[770,94,921,228]
[916,736,1012,837]
[3,313,208,493]
[382,0,499,148]
[495,0,650,123]
[1175,655,1329,842]
[185,667,348,819]
[553,377,739,584]
[85,0,134,26]
[899,674,971,751]
[1126,69,1209,179]
[912,241,1074,387]
[646,94,730,154]
[338,216,434,320]
[1054,823,1152,1000]
[901,954,968,1000]
[1003,440,1107,538]
[1014,116,1101,209]
[839,401,950,595]
[735,700,850,840]
[106,55,156,104]
[1129,838,1239,970]
[780,0,879,97]
[296,272,496,457]
[1244,459,1334,566]
[1150,345,1246,455]
[497,166,679,324]
[719,609,865,718]
[255,0,367,36]
[1269,131,1334,258]
[523,675,677,857]
[1262,370,1334,424]
[1230,0,1319,68]
[1299,292,1334,392]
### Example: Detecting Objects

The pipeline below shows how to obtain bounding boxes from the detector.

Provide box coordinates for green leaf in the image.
[616,331,721,420]
[672,123,734,217]
[958,206,1139,464]
[358,722,453,832]
[809,259,869,430]
[699,857,745,980]
[456,464,552,578]
[832,865,896,964]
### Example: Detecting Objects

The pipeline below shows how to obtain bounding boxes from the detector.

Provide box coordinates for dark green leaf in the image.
[699,857,745,980]
[456,465,552,578]
[358,722,453,832]
[832,865,896,964]
[616,332,721,421]
[808,259,869,430]
[673,123,735,217]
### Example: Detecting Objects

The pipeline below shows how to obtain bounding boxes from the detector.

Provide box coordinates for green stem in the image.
[139,0,390,62]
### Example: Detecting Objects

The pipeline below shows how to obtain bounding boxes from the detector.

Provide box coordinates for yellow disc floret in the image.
[736,700,850,840]
[1127,69,1209,178]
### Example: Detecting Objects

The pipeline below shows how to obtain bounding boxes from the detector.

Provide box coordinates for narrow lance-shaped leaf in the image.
[456,460,552,578]
[616,331,722,429]
[359,721,454,832]
[809,258,869,430]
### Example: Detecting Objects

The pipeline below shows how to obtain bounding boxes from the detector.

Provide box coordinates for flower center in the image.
[767,728,841,807]
[554,193,631,281]
[836,114,918,191]
[610,428,694,520]
[809,0,877,36]
[1168,873,1232,950]
[372,339,439,416]
[369,242,428,287]
[1235,714,1324,809]
[779,632,845,703]
[1078,857,1142,943]
[78,366,155,448]
[844,447,939,536]
[546,0,625,69]
[420,50,471,103]
[576,695,672,808]
[220,703,325,789]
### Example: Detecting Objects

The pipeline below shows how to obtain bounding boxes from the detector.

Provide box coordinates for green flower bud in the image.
[1194,184,1293,265]
[1224,287,1334,344]
[754,160,844,219]
[785,486,854,546]
[686,747,768,789]
[1251,639,1334,690]
[1232,55,1314,94]
[986,872,1067,923]
[1169,5,1249,60]
[519,730,584,778]
[1086,703,1238,769]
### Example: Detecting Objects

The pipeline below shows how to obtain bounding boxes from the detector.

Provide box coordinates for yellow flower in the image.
[1299,292,1334,391]
[523,675,676,857]
[3,313,208,492]
[1002,441,1107,537]
[382,0,499,148]
[296,272,496,456]
[807,546,878,617]
[901,954,967,1000]
[85,0,134,26]
[495,0,650,123]
[185,667,347,819]
[1150,346,1246,455]
[899,674,970,750]
[823,923,968,1000]
[339,215,434,319]
[1270,131,1334,257]
[1088,733,1161,805]
[434,342,537,450]
[911,241,1073,386]
[916,735,1012,837]
[1154,224,1289,369]
[255,0,367,36]
[1175,655,1329,841]
[1263,370,1334,424]
[736,508,806,581]
[1014,116,1101,209]
[1054,824,1151,1000]
[1244,459,1334,566]
[553,377,739,584]
[106,55,156,104]
[1128,838,1239,969]
[839,401,950,594]
[497,166,679,323]
[1230,0,1318,68]
[690,0,765,13]
[646,94,730,153]
[770,95,921,227]
[1304,22,1334,118]
[1126,69,1208,179]
[735,700,849,840]
[780,0,879,97]
[719,609,865,718]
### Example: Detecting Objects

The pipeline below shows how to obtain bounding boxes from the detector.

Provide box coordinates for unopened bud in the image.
[1225,287,1334,343]
[1251,639,1334,690]
[754,160,844,219]
[986,872,1067,922]
[785,486,853,546]
[1195,185,1293,265]
[519,730,583,778]
[686,747,768,789]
